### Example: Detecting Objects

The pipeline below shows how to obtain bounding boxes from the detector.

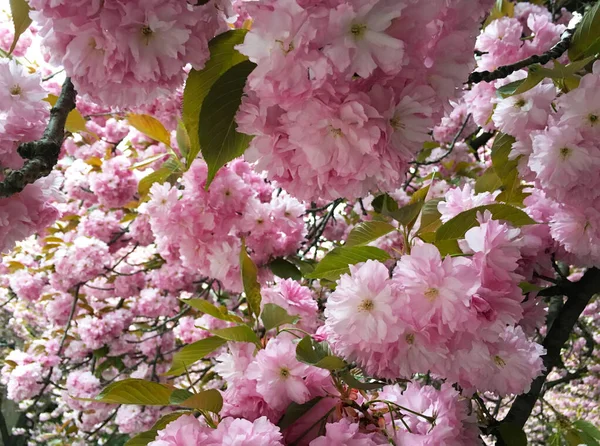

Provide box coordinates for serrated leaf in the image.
[130,154,169,170]
[261,303,299,331]
[475,167,503,193]
[277,397,323,430]
[176,120,191,160]
[170,389,223,413]
[240,241,261,319]
[573,420,600,443]
[211,325,260,345]
[496,422,527,446]
[340,372,386,391]
[166,337,227,376]
[371,193,399,215]
[199,60,256,188]
[569,1,600,61]
[94,379,172,405]
[185,299,243,323]
[138,160,180,198]
[125,412,188,446]
[268,258,302,280]
[127,114,171,147]
[8,0,31,55]
[183,30,249,166]
[306,246,391,282]
[345,221,395,248]
[436,204,536,241]
[296,336,346,370]
[416,199,443,235]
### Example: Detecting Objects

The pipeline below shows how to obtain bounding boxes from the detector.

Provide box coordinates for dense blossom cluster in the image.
[237,0,493,200]
[28,0,228,107]
[0,58,59,254]
[0,1,599,445]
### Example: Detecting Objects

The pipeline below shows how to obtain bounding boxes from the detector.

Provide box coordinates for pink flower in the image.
[323,1,405,78]
[246,337,325,411]
[392,243,479,334]
[310,418,387,446]
[149,414,210,446]
[207,416,284,445]
[438,184,498,223]
[325,260,399,344]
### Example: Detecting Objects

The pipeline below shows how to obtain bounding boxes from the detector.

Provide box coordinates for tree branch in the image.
[0,77,77,198]
[498,267,600,432]
[468,28,574,84]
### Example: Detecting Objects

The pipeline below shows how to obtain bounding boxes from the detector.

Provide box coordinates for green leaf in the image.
[185,299,243,323]
[240,241,261,319]
[345,221,395,248]
[166,336,227,376]
[519,282,545,294]
[8,0,32,55]
[176,120,191,160]
[127,114,172,147]
[565,429,587,446]
[569,1,600,61]
[496,423,527,446]
[183,30,249,166]
[278,397,323,430]
[306,246,391,282]
[435,204,536,241]
[137,161,180,198]
[489,133,529,204]
[94,379,173,406]
[475,167,503,193]
[391,201,425,227]
[261,303,299,332]
[340,372,386,391]
[573,420,600,443]
[199,60,256,188]
[211,325,260,345]
[170,389,223,413]
[496,79,525,98]
[371,194,399,215]
[484,0,514,27]
[268,258,302,280]
[434,239,462,257]
[125,412,189,446]
[130,153,169,170]
[296,336,346,370]
[416,199,444,235]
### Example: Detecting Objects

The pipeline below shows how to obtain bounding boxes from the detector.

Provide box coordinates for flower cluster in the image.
[237,0,492,200]
[146,158,306,292]
[29,0,228,107]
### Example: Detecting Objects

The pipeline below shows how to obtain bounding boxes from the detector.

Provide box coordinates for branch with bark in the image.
[0,77,77,198]
[494,267,600,442]
[468,28,574,85]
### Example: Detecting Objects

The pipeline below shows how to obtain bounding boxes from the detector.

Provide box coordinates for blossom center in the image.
[405,333,415,344]
[390,115,405,131]
[358,299,375,312]
[329,126,344,137]
[276,39,294,54]
[350,23,367,39]
[588,113,598,125]
[514,98,527,108]
[559,147,572,160]
[493,355,506,367]
[279,367,290,378]
[141,26,154,45]
[10,85,22,96]
[424,287,439,300]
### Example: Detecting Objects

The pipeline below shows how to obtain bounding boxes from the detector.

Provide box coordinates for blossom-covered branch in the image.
[0,77,76,198]
[467,28,574,84]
